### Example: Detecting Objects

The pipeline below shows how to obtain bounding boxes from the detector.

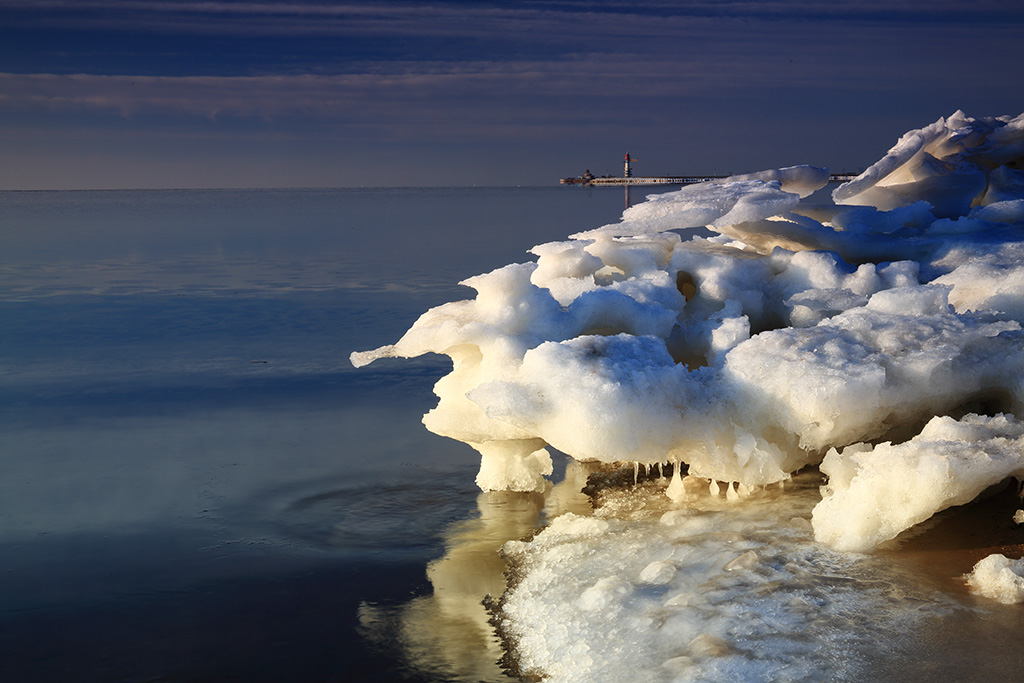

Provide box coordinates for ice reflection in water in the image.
[358,460,593,682]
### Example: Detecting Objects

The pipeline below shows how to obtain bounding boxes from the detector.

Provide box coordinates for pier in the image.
[560,154,860,186]
[561,172,861,186]
[562,175,727,186]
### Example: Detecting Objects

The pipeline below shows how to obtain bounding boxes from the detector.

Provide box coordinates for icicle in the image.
[709,479,720,496]
[633,461,640,486]
[666,462,686,502]
[726,481,738,502]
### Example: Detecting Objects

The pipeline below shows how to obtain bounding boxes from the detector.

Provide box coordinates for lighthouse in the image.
[624,153,633,178]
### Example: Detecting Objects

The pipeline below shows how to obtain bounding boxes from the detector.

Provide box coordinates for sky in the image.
[1,0,1023,190]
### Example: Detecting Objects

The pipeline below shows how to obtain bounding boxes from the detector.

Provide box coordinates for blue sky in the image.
[1,0,1022,189]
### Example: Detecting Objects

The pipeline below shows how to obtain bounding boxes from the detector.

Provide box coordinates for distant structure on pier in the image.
[561,154,859,186]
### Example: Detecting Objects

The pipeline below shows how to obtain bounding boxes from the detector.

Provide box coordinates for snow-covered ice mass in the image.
[354,111,1024,680]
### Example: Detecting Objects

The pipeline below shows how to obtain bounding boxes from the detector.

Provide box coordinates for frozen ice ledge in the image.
[352,110,1024,554]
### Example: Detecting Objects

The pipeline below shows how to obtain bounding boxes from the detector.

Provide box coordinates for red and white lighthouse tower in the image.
[624,153,633,178]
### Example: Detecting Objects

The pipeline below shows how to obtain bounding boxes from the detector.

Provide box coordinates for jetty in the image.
[561,174,729,186]
[561,154,859,186]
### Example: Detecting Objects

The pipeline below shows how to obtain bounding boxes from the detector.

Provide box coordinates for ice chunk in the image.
[723,550,758,571]
[932,242,1024,319]
[639,559,678,584]
[980,166,1024,205]
[528,240,603,306]
[827,202,935,236]
[574,178,802,238]
[834,111,1024,217]
[965,554,1024,604]
[350,344,396,368]
[812,414,1024,552]
[578,576,633,611]
[712,165,831,198]
[687,633,733,656]
[970,199,1024,224]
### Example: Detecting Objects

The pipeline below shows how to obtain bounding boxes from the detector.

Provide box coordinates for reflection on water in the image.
[359,460,593,682]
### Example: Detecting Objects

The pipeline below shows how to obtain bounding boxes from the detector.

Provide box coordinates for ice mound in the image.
[966,553,1024,604]
[352,111,1024,551]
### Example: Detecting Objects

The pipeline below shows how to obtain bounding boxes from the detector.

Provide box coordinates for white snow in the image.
[353,111,1024,680]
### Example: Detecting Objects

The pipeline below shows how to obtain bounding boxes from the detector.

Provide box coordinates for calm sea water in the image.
[0,186,653,682]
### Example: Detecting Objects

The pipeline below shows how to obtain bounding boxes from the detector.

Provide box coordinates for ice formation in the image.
[351,111,1024,681]
[965,553,1024,604]
[495,475,946,682]
[813,413,1024,552]
[353,110,1024,555]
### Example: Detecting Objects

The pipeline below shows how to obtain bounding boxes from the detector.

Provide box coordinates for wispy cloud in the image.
[0,59,636,110]
[0,50,858,125]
